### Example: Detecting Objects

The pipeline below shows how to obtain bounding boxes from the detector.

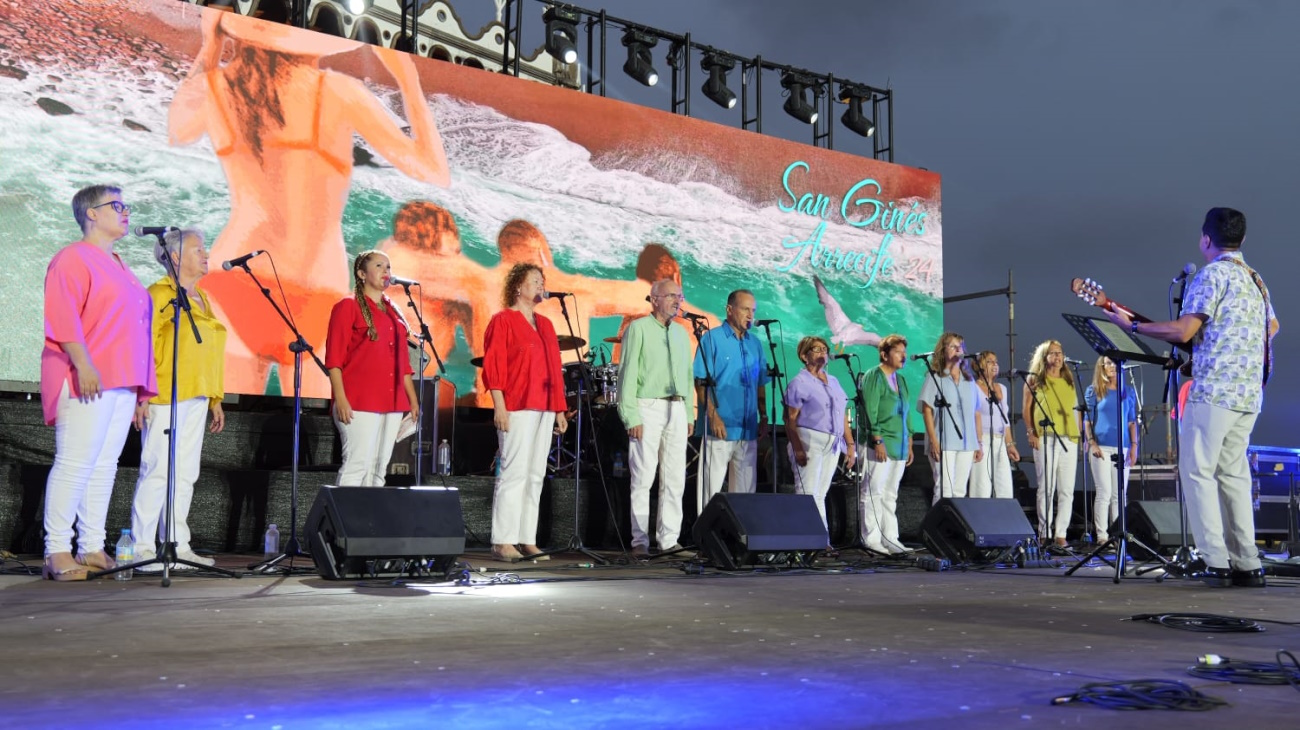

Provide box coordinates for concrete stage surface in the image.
[1,552,1297,730]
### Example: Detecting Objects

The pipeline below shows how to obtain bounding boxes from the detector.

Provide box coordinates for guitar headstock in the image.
[1070,277,1111,308]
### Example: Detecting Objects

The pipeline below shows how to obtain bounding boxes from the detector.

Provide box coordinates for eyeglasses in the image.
[654,293,685,302]
[90,201,130,214]
[808,346,829,353]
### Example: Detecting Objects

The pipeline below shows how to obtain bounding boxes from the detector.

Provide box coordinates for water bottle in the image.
[264,524,280,559]
[492,451,502,477]
[114,529,133,581]
[613,451,626,478]
[437,439,452,476]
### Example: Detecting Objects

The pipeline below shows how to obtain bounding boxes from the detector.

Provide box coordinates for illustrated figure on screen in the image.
[813,275,883,349]
[131,228,228,571]
[1105,207,1278,588]
[167,9,450,396]
[693,289,771,502]
[1021,339,1080,550]
[324,251,420,487]
[917,333,984,503]
[617,279,696,559]
[1082,356,1138,545]
[607,244,721,364]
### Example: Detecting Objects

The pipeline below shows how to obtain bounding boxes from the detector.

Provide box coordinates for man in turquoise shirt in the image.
[618,279,696,558]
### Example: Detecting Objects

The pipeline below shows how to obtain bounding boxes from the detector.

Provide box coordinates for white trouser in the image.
[788,427,839,530]
[334,410,404,487]
[968,433,1013,499]
[43,383,136,555]
[860,451,906,551]
[1034,438,1078,539]
[1087,445,1129,541]
[697,436,758,507]
[1180,401,1260,571]
[492,409,555,545]
[132,397,209,555]
[628,399,689,549]
[929,449,974,504]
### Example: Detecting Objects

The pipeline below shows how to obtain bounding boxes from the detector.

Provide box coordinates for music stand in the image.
[1061,313,1173,583]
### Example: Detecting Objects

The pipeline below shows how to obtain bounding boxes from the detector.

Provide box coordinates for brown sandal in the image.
[75,550,117,571]
[43,553,89,582]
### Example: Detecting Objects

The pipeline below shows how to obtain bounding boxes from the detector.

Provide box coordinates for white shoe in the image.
[176,550,216,567]
[135,550,164,573]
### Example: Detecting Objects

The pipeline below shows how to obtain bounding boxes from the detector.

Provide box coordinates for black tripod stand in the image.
[395,279,447,486]
[836,357,907,557]
[236,261,328,574]
[1062,313,1172,583]
[757,320,785,493]
[99,230,239,585]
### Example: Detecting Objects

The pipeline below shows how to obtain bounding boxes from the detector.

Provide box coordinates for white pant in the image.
[968,433,1013,499]
[628,399,689,549]
[697,436,758,508]
[929,449,974,504]
[1087,445,1129,541]
[1034,438,1078,539]
[492,409,555,545]
[860,451,906,551]
[1180,401,1260,571]
[132,397,209,554]
[43,384,136,555]
[788,427,838,530]
[334,410,404,487]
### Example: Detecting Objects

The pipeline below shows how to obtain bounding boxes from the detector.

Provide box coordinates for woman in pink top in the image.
[41,184,156,580]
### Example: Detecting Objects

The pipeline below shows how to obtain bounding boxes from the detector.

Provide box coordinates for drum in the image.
[562,363,593,409]
[592,364,620,406]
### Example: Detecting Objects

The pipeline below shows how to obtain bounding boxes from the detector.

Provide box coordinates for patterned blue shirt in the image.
[1181,251,1274,413]
[693,324,771,441]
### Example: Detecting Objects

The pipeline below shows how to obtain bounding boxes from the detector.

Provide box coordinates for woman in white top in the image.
[968,350,1020,499]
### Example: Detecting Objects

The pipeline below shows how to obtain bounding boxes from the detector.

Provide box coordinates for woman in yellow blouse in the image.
[1021,339,1081,549]
[129,228,227,570]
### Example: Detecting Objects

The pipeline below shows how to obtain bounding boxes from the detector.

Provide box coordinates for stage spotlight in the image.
[700,54,737,110]
[622,29,659,87]
[543,6,579,65]
[346,0,372,14]
[780,72,818,125]
[839,84,876,137]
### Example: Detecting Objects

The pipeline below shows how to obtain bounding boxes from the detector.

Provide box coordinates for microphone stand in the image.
[237,262,328,574]
[398,282,446,486]
[757,321,784,493]
[919,354,962,502]
[1014,370,1065,547]
[533,294,608,564]
[837,355,876,553]
[690,315,717,523]
[1066,361,1090,549]
[973,358,1008,495]
[99,233,239,584]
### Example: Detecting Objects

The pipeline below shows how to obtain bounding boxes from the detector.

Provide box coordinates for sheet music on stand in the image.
[1061,313,1172,367]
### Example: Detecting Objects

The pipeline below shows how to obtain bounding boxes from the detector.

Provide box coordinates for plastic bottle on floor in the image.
[114,529,133,581]
[437,439,451,476]
[264,524,280,560]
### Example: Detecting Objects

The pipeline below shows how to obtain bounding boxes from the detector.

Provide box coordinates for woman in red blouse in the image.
[483,263,568,561]
[325,251,419,487]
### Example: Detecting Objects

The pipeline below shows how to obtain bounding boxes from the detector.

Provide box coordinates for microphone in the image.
[679,311,708,322]
[831,353,852,362]
[221,250,266,271]
[1064,357,1085,366]
[755,319,779,326]
[387,275,419,288]
[545,291,574,299]
[133,225,178,237]
[910,353,932,361]
[1008,368,1032,378]
[961,353,981,360]
[1172,262,1197,283]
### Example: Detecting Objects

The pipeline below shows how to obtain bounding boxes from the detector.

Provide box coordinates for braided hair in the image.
[352,250,411,341]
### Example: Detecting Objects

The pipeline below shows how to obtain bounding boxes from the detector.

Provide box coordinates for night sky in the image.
[458,0,1295,447]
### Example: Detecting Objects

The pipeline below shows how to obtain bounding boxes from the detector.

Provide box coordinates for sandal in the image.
[43,553,89,582]
[518,545,550,561]
[75,550,117,571]
[491,544,524,561]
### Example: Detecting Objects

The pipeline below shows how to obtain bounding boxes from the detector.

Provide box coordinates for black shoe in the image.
[1230,568,1266,588]
[1200,566,1232,588]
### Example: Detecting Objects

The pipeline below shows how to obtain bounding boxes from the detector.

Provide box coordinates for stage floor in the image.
[1,550,1297,729]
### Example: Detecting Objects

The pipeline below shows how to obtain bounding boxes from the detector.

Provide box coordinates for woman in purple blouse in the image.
[784,336,855,546]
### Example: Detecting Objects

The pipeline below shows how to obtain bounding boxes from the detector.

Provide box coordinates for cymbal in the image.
[603,336,622,344]
[557,335,587,351]
[470,357,484,368]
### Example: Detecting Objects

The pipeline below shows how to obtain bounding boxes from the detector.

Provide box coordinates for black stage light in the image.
[700,53,737,109]
[622,29,659,87]
[780,71,818,124]
[839,83,876,137]
[543,6,580,65]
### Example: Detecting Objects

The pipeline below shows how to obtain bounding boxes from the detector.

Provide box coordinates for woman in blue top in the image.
[1082,356,1138,544]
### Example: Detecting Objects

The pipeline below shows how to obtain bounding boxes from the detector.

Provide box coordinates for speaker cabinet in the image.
[1121,500,1193,553]
[920,498,1035,564]
[306,486,466,580]
[692,493,828,570]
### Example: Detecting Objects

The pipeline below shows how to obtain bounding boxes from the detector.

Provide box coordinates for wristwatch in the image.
[1130,321,1139,334]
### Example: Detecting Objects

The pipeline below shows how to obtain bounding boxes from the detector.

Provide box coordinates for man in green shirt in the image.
[618,279,697,558]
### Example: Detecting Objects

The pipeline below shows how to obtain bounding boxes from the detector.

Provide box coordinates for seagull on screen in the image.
[814,275,882,348]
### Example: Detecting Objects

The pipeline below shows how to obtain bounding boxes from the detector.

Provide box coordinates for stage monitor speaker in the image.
[692,493,828,570]
[1121,500,1193,554]
[920,498,1035,564]
[306,486,466,580]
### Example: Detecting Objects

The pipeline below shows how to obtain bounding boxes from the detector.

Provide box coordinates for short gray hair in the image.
[153,228,205,269]
[71,184,122,233]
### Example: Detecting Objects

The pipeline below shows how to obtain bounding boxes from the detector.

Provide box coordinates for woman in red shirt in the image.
[483,263,568,561]
[325,251,419,487]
